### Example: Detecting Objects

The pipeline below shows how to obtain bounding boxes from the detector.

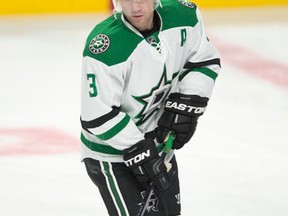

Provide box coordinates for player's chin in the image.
[131,16,144,24]
[131,19,148,31]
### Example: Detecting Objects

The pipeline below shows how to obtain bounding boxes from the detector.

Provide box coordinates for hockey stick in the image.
[136,132,175,216]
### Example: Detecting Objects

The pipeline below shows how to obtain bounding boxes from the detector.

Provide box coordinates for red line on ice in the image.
[0,128,79,156]
[212,36,288,87]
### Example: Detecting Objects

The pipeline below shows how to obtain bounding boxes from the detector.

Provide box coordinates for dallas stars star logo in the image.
[133,66,171,126]
[139,190,159,213]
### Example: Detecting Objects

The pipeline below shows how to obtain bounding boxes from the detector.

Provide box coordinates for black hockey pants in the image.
[84,156,181,216]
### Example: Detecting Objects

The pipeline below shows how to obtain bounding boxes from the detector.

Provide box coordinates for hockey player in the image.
[80,0,221,215]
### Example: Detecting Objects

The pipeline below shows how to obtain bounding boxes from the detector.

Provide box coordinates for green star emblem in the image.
[133,66,171,126]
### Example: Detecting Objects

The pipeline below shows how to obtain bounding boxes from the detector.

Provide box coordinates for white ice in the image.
[0,8,287,216]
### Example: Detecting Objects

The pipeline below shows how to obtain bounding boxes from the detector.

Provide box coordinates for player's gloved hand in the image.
[123,139,172,191]
[156,93,208,150]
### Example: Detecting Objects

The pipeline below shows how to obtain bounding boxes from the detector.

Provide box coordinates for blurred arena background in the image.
[0,0,288,15]
[1,0,287,27]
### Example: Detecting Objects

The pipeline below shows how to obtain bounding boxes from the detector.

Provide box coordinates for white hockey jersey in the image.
[80,0,221,162]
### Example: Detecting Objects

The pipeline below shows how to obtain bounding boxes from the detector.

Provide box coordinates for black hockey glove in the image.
[123,139,172,191]
[156,93,208,150]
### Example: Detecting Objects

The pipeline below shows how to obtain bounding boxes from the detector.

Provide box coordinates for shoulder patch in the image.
[88,34,110,54]
[177,0,195,8]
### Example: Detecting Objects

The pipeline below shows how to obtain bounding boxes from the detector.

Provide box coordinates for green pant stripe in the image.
[102,162,128,216]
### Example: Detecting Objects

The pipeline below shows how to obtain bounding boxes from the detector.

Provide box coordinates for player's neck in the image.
[140,12,160,38]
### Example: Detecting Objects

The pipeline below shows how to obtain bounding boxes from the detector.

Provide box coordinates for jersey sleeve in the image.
[80,56,144,151]
[178,7,221,99]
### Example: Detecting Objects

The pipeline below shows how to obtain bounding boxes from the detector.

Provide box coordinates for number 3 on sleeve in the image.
[87,74,98,97]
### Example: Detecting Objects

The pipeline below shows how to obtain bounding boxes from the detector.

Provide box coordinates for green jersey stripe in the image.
[96,114,130,141]
[179,67,218,81]
[81,133,123,154]
[81,132,165,155]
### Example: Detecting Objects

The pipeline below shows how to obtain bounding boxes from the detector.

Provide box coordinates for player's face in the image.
[120,0,155,31]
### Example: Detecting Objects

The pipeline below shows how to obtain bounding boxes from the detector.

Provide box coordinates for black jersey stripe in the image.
[81,108,119,131]
[184,58,221,69]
